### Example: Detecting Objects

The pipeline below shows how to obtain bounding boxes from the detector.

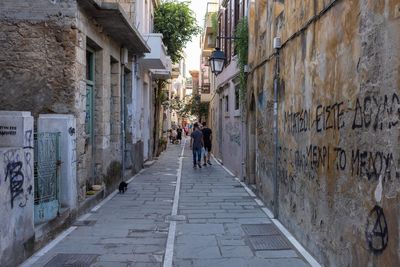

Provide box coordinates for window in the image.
[225,95,229,113]
[218,13,223,50]
[235,84,240,110]
[234,0,240,31]
[86,49,94,81]
[225,2,231,63]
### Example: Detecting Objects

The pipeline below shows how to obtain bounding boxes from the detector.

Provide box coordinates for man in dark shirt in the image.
[201,121,212,165]
[176,126,183,144]
[190,123,204,168]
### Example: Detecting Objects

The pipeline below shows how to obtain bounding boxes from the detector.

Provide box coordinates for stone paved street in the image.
[22,139,312,267]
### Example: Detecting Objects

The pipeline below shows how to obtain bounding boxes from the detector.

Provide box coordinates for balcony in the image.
[140,33,169,70]
[201,83,210,94]
[201,13,217,54]
[200,83,211,102]
[151,56,172,79]
[171,64,180,79]
[78,0,150,55]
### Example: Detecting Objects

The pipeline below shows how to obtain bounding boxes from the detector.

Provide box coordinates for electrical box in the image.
[273,37,281,49]
[121,47,129,65]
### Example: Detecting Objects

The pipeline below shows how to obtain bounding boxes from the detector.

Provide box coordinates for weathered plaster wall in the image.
[103,0,136,23]
[75,6,126,197]
[209,95,221,160]
[0,0,78,116]
[221,81,244,178]
[0,147,34,267]
[0,0,128,201]
[248,0,400,266]
[0,112,34,267]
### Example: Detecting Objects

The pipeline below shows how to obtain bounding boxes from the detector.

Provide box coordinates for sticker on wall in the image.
[365,205,388,253]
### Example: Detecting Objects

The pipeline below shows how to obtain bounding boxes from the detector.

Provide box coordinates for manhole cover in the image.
[44,253,99,266]
[242,224,280,236]
[72,220,96,226]
[248,235,292,251]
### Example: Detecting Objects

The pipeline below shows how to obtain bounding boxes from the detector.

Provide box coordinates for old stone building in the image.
[0,0,150,197]
[246,0,400,266]
[0,0,162,265]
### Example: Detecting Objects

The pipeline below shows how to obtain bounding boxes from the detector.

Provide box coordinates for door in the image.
[247,94,256,185]
[143,82,149,160]
[34,132,61,224]
[218,97,223,160]
[85,48,95,181]
[123,69,133,169]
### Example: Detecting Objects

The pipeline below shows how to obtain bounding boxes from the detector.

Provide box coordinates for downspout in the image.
[273,40,281,218]
[121,61,126,180]
[132,55,138,143]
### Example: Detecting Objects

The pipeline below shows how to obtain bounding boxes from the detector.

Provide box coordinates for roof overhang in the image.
[78,0,150,55]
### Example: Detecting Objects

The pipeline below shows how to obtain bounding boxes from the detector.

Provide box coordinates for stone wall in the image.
[248,0,400,266]
[75,6,127,197]
[0,0,130,201]
[0,0,78,116]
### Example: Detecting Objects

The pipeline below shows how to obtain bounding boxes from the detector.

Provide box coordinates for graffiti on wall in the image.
[225,121,241,145]
[281,93,400,183]
[284,93,400,135]
[24,129,33,149]
[3,149,32,209]
[276,92,400,253]
[365,205,388,253]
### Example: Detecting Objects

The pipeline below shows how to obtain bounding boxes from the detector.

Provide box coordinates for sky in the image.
[183,0,209,74]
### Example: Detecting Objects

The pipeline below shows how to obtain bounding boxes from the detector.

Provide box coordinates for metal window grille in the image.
[34,132,61,223]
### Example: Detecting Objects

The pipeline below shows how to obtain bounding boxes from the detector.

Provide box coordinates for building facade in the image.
[246,0,400,266]
[211,0,248,178]
[0,0,170,265]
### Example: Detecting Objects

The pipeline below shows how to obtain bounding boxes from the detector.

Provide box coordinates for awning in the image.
[78,0,150,55]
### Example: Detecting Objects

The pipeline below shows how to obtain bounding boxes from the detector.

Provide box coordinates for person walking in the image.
[176,126,183,144]
[171,128,177,144]
[201,121,212,166]
[190,122,203,168]
[184,125,189,136]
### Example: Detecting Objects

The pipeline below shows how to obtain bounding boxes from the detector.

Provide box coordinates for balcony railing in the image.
[201,83,210,94]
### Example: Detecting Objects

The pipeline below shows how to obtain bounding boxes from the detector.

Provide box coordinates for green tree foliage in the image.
[154,1,201,63]
[170,95,208,119]
[234,17,249,103]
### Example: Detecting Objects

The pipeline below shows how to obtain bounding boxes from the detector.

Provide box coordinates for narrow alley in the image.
[21,139,314,267]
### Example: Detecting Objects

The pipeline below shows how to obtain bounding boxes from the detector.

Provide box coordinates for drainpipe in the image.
[133,55,139,144]
[273,37,281,219]
[121,49,127,181]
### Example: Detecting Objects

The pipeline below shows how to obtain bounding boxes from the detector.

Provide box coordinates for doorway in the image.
[247,94,256,185]
[85,48,95,181]
[218,97,223,160]
[143,82,149,160]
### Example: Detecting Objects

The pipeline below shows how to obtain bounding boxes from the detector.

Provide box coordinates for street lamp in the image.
[208,47,226,75]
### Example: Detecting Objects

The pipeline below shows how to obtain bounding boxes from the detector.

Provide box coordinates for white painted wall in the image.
[38,114,77,210]
[0,111,34,267]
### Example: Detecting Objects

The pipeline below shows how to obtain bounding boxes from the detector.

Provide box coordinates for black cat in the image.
[119,181,128,194]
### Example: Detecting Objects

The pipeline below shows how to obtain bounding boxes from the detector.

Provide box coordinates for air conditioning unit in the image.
[121,47,129,65]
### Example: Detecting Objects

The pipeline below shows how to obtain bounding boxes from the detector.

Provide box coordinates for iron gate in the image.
[34,132,61,224]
